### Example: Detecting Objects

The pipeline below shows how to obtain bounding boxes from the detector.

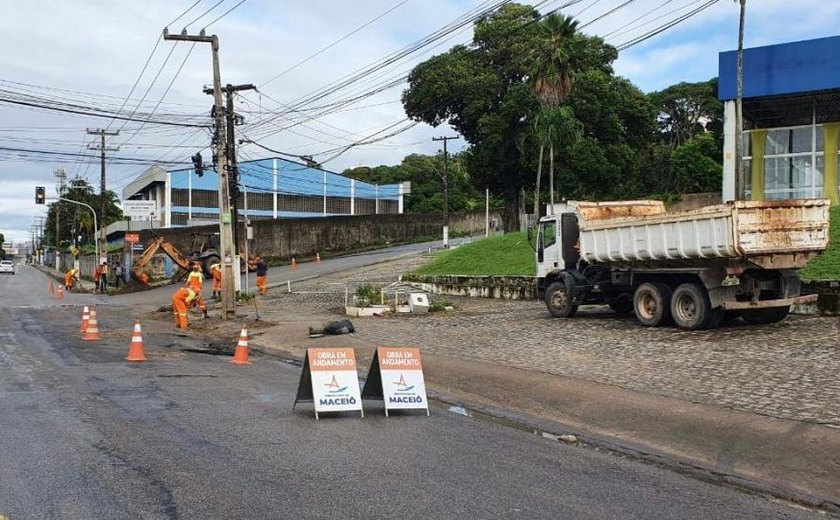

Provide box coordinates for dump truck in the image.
[533,199,831,330]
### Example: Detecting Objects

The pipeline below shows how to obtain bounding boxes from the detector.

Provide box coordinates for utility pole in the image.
[165,27,236,318]
[205,83,256,256]
[54,167,66,271]
[34,216,46,265]
[87,128,119,260]
[432,135,459,248]
[734,0,746,199]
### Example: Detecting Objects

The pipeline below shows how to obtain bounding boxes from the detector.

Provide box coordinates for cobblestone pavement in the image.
[263,254,840,428]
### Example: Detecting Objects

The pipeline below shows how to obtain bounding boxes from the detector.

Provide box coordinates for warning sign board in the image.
[294,347,363,419]
[362,347,429,417]
[124,233,140,244]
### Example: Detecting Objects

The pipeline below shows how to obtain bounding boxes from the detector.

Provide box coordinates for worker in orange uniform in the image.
[210,262,222,299]
[64,268,76,291]
[171,286,206,329]
[187,262,204,292]
[255,256,268,295]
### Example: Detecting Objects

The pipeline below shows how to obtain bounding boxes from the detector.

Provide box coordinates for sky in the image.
[2,0,839,245]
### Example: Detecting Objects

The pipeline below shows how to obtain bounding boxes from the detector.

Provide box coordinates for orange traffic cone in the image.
[83,310,101,341]
[126,320,147,362]
[57,285,64,300]
[315,252,321,264]
[80,306,90,335]
[231,326,250,365]
[49,280,55,294]
[291,257,297,270]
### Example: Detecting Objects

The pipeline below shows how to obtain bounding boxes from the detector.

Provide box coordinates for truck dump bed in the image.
[576,199,830,269]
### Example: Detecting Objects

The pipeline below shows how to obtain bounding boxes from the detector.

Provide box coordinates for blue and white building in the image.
[122,157,411,227]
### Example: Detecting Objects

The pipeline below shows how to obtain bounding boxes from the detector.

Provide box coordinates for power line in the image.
[202,0,250,29]
[261,0,413,87]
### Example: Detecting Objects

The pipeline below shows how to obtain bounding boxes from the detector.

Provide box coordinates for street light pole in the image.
[164,28,236,318]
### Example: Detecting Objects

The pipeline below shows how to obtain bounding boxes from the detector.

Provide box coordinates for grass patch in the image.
[801,205,840,281]
[411,207,839,281]
[411,232,535,276]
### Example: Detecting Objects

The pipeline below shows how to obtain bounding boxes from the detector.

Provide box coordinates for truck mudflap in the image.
[720,294,817,310]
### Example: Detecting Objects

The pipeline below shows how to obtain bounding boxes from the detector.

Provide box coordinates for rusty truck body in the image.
[534,199,831,329]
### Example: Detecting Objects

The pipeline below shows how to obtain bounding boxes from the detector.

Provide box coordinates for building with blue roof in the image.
[121,157,411,227]
[719,35,840,204]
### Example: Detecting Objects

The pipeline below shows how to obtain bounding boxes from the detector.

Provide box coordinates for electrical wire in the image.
[261,0,413,87]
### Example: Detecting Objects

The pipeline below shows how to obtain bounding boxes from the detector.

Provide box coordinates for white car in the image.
[0,260,15,274]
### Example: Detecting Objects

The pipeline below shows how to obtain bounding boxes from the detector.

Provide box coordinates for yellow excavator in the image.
[131,234,258,284]
[130,236,196,284]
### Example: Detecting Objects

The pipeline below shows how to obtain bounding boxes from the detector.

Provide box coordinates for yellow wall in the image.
[823,123,840,205]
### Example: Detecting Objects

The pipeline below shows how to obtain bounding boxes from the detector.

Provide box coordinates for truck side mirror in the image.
[526,226,536,252]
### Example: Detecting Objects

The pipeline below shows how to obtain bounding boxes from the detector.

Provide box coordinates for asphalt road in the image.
[109,236,461,306]
[0,265,820,519]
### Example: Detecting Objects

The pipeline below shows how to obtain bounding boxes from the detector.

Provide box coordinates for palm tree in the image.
[531,13,581,215]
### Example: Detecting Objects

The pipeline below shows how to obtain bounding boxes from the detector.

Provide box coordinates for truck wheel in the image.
[742,306,790,325]
[545,281,578,318]
[608,295,633,315]
[633,282,672,327]
[670,283,713,330]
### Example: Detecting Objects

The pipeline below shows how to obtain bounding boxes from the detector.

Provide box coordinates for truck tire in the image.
[742,306,790,325]
[545,281,578,318]
[670,283,713,330]
[633,282,672,327]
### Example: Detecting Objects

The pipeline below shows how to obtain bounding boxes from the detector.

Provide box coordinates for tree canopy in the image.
[43,177,123,250]
[345,3,725,229]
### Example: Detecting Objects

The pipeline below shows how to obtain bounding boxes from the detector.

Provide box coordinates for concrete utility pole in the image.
[54,168,66,271]
[87,128,119,260]
[205,83,256,256]
[734,0,746,199]
[432,135,459,248]
[164,28,236,318]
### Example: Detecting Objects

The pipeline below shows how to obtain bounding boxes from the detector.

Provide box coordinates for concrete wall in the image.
[400,274,537,300]
[129,210,499,261]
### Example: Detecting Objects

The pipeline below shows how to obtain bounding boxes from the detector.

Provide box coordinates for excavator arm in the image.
[131,236,196,284]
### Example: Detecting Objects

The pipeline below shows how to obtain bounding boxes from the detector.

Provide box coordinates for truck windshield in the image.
[541,221,556,249]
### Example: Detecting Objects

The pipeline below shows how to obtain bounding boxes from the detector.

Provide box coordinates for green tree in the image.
[43,177,123,250]
[403,4,540,231]
[530,14,584,215]
[344,153,480,213]
[669,133,722,194]
[403,3,620,229]
[648,79,722,148]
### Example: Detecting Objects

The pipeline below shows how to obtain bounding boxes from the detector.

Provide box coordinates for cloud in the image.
[1,0,837,242]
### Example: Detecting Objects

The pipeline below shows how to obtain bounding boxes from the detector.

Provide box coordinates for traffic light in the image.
[191,153,204,177]
[35,186,45,204]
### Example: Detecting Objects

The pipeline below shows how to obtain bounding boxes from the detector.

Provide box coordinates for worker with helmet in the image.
[171,286,207,329]
[187,262,204,292]
[64,268,77,291]
[210,261,222,298]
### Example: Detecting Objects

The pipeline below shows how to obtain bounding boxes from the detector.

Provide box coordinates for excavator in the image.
[131,233,257,284]
[130,236,197,284]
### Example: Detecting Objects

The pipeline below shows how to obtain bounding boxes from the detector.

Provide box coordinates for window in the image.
[749,125,824,200]
[541,221,556,249]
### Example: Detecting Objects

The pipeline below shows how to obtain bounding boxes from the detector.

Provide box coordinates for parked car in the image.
[0,259,15,274]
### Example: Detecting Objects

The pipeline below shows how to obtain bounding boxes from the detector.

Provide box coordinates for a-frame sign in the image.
[294,347,364,420]
[362,347,429,417]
